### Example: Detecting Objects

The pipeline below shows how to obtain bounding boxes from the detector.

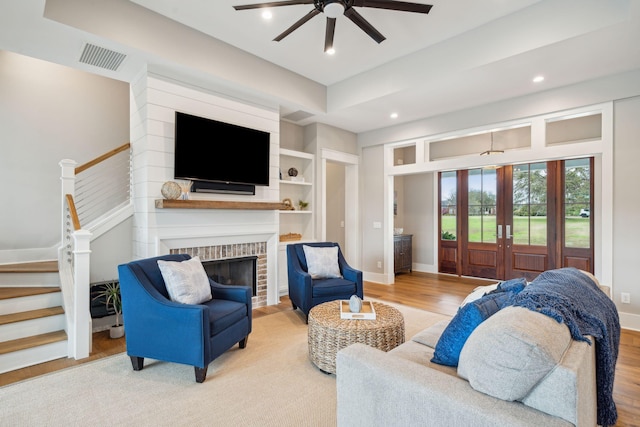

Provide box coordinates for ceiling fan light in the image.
[324,2,344,19]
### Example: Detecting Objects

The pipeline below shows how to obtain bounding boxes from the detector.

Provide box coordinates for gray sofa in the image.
[336,279,609,427]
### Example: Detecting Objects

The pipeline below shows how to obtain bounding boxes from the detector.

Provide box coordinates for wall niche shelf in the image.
[155,199,287,210]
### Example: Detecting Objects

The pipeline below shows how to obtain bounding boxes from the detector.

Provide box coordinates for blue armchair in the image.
[117,254,252,383]
[287,242,363,322]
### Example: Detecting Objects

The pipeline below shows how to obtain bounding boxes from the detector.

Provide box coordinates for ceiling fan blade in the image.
[233,1,314,11]
[324,17,337,52]
[351,0,433,14]
[344,7,385,44]
[273,8,321,41]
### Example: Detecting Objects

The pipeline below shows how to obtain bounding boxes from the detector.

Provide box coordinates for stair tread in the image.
[0,306,65,326]
[0,261,58,273]
[0,287,61,300]
[0,330,67,355]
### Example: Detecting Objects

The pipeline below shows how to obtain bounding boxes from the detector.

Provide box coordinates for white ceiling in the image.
[2,0,640,134]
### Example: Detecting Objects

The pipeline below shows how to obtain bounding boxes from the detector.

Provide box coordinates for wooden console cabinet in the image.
[394,234,413,274]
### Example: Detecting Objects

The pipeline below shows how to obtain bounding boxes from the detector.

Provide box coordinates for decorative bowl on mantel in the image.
[161,181,181,200]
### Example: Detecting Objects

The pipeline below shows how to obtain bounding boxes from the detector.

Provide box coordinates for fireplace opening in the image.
[202,256,257,297]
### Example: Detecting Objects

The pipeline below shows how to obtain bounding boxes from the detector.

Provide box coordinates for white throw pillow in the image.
[303,245,342,279]
[157,256,212,305]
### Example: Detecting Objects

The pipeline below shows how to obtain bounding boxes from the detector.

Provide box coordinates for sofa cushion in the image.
[157,256,212,305]
[431,291,513,366]
[458,306,572,401]
[303,245,342,279]
[412,320,450,349]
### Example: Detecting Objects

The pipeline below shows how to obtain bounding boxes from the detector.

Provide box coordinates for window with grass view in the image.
[441,171,457,240]
[513,162,547,246]
[564,158,591,248]
[468,168,497,243]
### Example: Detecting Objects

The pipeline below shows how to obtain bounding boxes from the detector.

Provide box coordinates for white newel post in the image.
[72,230,92,359]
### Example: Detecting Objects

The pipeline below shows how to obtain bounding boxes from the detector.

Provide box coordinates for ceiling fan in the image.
[233,0,433,53]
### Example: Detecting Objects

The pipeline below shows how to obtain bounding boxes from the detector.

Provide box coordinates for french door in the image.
[439,158,593,281]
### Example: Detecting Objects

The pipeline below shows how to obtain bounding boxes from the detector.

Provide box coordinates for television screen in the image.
[174,112,271,186]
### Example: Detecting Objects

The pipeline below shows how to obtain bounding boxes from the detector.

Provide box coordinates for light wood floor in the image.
[1,272,638,426]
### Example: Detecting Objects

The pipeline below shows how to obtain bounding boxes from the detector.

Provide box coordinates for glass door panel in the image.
[512,163,547,246]
[564,158,591,248]
[561,158,593,271]
[439,171,459,274]
[467,169,497,243]
[440,171,457,241]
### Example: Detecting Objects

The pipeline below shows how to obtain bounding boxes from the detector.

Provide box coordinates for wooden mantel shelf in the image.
[155,199,288,210]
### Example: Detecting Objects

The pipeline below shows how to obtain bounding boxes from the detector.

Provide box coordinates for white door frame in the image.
[320,149,360,268]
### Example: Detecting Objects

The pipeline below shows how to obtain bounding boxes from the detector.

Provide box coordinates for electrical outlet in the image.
[377,261,382,269]
[621,292,631,304]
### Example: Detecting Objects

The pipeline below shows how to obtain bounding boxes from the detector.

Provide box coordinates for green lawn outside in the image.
[441,215,590,247]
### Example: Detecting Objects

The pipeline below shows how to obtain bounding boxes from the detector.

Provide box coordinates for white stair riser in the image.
[0,340,68,374]
[0,272,60,287]
[0,314,66,343]
[0,292,62,315]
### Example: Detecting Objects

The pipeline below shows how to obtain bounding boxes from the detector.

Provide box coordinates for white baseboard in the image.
[363,271,391,284]
[412,263,437,273]
[618,311,640,332]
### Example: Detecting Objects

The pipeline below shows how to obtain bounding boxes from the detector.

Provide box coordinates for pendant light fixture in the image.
[480,132,504,156]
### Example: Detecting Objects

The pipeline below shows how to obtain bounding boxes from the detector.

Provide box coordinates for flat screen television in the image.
[174,112,271,189]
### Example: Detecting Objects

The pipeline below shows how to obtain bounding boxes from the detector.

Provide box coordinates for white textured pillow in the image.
[303,245,342,279]
[157,256,212,305]
[457,306,571,401]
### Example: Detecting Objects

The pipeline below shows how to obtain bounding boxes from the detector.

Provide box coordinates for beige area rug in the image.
[0,302,449,427]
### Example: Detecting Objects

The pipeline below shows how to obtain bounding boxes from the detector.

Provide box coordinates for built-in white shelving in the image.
[278,148,315,295]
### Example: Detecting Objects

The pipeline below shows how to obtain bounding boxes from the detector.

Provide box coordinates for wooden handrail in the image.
[75,142,130,175]
[65,194,82,231]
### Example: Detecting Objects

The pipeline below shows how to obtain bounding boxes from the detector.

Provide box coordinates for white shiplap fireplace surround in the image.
[130,72,282,308]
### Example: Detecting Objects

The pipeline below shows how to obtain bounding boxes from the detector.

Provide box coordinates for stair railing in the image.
[59,142,131,359]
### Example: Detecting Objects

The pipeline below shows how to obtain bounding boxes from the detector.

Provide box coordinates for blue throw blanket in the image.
[512,268,620,426]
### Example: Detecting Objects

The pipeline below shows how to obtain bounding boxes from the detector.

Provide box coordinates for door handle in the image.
[506,225,512,240]
[497,225,502,239]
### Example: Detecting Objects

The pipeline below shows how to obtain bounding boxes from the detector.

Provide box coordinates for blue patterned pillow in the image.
[431,292,514,367]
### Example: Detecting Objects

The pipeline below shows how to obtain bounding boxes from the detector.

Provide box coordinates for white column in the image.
[72,230,92,359]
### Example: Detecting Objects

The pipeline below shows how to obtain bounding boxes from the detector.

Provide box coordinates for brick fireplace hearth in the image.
[169,242,268,308]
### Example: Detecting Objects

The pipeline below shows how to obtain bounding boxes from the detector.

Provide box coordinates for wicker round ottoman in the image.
[308,300,405,374]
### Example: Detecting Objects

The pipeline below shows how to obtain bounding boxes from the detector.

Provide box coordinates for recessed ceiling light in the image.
[326,48,336,55]
[533,75,545,83]
[390,112,398,119]
[262,10,272,19]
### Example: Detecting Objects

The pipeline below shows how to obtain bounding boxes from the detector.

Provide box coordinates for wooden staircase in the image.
[0,261,68,374]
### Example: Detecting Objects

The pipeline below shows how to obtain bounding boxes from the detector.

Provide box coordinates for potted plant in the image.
[93,281,124,339]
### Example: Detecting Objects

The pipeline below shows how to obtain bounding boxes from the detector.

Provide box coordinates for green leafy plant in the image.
[298,200,309,210]
[441,231,456,240]
[93,281,122,327]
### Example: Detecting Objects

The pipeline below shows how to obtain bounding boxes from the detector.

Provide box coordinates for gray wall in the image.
[361,145,385,275]
[326,162,345,249]
[403,173,436,270]
[0,51,131,278]
[612,96,640,319]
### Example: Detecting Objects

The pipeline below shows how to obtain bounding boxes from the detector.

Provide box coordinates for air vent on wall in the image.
[283,110,315,122]
[79,43,126,71]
